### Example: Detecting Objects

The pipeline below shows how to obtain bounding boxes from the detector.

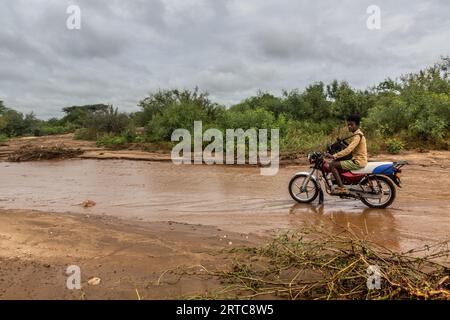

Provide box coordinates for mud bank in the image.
[0,209,263,299]
[2,133,450,168]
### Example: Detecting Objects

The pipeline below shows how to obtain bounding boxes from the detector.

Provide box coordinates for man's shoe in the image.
[332,186,349,195]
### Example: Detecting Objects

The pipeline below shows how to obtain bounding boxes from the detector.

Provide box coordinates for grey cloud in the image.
[254,30,386,67]
[0,0,449,118]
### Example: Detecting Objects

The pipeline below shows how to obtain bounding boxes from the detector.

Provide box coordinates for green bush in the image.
[0,134,8,143]
[145,102,209,142]
[138,88,221,127]
[386,138,405,154]
[363,95,412,137]
[280,120,331,154]
[229,92,284,117]
[0,109,39,137]
[96,134,128,148]
[60,104,109,127]
[121,126,137,143]
[83,105,130,136]
[74,128,97,140]
[133,135,145,143]
[218,107,277,130]
[72,105,131,140]
[34,124,76,136]
[407,93,450,145]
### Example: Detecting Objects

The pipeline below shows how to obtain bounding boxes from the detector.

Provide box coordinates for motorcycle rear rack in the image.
[393,160,408,169]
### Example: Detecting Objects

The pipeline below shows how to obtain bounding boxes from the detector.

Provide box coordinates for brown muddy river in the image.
[0,159,449,251]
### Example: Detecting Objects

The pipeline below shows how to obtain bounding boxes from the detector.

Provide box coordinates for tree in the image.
[0,101,6,115]
[0,109,26,137]
[327,81,374,118]
[229,91,284,118]
[146,101,209,141]
[137,88,221,126]
[301,82,332,120]
[81,105,130,138]
[61,104,109,126]
[399,57,450,95]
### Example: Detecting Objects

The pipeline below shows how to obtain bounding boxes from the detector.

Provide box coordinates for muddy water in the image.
[0,159,449,251]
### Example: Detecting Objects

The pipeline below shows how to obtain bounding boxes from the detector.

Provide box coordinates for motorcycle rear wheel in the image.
[360,175,396,209]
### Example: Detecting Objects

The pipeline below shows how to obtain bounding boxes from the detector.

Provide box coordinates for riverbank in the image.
[1,134,450,168]
[0,208,265,299]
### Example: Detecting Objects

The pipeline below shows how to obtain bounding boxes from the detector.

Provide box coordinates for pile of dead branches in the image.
[166,227,449,300]
[7,144,83,162]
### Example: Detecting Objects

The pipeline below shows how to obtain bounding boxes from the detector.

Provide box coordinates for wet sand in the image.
[0,208,261,299]
[0,136,449,299]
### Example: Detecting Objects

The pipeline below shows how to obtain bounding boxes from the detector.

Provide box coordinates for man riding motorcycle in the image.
[325,115,367,195]
[288,114,407,208]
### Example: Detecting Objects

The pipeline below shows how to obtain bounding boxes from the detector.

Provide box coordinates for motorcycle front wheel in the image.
[289,174,319,203]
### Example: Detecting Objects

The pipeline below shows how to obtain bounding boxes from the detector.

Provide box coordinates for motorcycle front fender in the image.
[293,172,320,185]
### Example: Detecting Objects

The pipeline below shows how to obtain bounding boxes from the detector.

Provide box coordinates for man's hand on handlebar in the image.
[324,152,334,160]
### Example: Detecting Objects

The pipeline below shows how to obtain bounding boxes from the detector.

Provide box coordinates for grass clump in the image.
[165,228,449,300]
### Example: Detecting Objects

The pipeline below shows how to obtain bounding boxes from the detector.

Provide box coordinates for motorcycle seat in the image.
[350,162,395,174]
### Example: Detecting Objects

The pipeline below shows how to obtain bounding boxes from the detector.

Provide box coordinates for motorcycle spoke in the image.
[362,178,392,206]
[290,176,317,202]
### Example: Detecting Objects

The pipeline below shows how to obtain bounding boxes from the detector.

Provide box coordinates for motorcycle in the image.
[288,150,408,209]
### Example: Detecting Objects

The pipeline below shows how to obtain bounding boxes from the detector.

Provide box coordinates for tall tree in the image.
[0,100,6,114]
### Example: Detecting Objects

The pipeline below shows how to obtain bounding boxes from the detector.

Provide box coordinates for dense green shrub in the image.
[362,95,411,137]
[363,61,450,148]
[280,120,336,154]
[218,108,277,130]
[138,88,221,126]
[96,134,128,148]
[71,106,131,140]
[145,101,209,142]
[386,138,405,154]
[60,104,109,127]
[34,124,76,136]
[84,106,130,135]
[74,128,97,140]
[0,109,39,137]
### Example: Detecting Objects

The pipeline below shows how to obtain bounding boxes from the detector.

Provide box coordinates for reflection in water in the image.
[288,203,400,250]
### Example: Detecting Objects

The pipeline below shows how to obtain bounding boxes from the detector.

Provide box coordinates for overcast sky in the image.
[1,0,449,119]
